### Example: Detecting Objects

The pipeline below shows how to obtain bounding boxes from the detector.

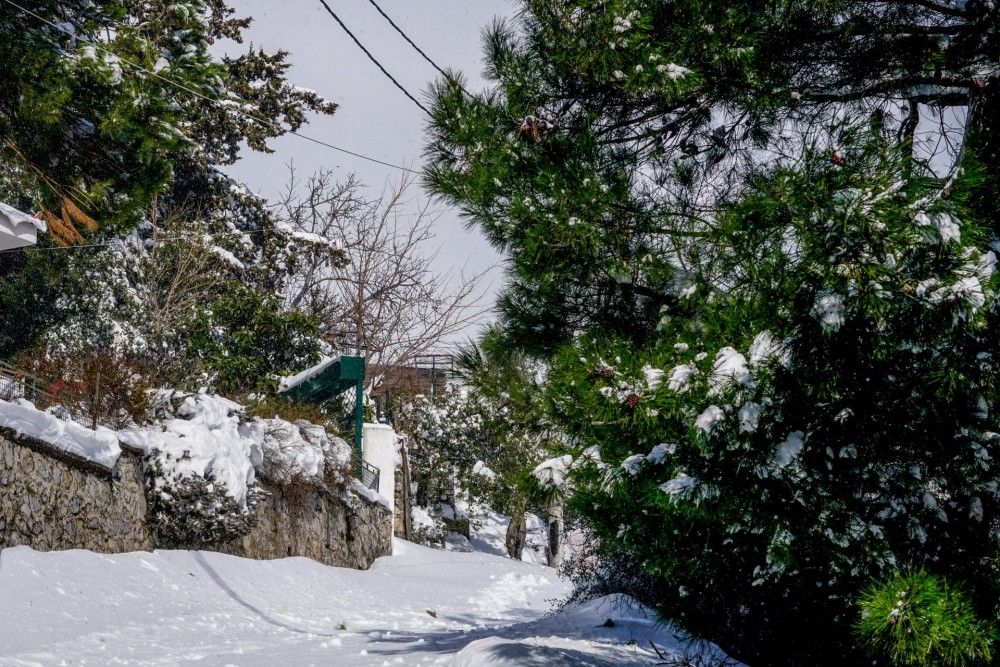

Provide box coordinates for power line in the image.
[315,0,431,116]
[365,0,446,80]
[0,228,267,254]
[364,0,473,98]
[0,0,420,175]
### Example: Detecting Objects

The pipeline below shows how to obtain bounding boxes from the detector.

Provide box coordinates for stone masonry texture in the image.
[0,430,391,569]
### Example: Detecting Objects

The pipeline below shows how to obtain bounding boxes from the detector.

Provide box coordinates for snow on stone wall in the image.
[0,429,391,569]
[220,471,392,569]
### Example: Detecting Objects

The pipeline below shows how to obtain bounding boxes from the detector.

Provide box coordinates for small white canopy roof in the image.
[0,203,45,251]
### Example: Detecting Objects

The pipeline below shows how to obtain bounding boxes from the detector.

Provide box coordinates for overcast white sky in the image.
[223,0,516,338]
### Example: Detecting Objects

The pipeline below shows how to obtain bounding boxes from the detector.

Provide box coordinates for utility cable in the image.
[365,0,447,80]
[0,0,420,174]
[315,0,431,116]
[364,0,472,97]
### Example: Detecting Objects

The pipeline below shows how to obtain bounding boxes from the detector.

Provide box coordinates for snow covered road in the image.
[0,539,733,666]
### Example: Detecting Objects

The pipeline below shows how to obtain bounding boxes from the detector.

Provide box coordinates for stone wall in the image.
[221,475,392,570]
[0,430,391,569]
[0,429,154,552]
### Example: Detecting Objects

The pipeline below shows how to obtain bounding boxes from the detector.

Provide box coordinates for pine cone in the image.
[518,115,543,143]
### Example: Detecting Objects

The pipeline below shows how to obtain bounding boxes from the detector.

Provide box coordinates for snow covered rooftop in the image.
[278,355,336,393]
[0,203,45,251]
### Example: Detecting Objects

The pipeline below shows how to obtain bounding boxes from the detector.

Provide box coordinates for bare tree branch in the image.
[275,170,493,393]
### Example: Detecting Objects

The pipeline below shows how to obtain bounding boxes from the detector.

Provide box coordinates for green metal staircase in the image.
[279,355,376,489]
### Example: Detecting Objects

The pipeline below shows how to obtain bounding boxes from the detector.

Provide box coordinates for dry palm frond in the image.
[39,196,99,246]
[3,139,101,246]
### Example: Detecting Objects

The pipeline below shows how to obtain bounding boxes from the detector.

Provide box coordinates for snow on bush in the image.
[141,450,265,548]
[120,391,261,504]
[812,292,846,332]
[121,390,352,497]
[532,455,572,490]
[120,391,354,546]
[411,505,446,545]
[248,416,352,485]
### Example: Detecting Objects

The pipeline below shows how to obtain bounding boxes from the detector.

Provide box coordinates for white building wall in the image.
[362,423,397,515]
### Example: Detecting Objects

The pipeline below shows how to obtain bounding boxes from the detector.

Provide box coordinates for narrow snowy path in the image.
[0,540,734,665]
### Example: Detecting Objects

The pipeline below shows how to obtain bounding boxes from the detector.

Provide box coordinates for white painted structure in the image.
[0,203,45,251]
[362,422,398,515]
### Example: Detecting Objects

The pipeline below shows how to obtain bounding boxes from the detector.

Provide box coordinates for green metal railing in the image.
[279,355,377,489]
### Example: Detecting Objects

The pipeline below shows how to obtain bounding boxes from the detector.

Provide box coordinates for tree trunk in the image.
[545,496,563,568]
[505,509,527,560]
[397,439,413,540]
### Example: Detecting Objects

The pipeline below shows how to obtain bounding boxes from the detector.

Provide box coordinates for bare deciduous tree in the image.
[140,216,223,350]
[276,169,491,393]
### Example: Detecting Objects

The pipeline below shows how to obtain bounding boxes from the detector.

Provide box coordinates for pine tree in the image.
[425,1,1000,664]
[453,331,561,558]
[0,0,218,231]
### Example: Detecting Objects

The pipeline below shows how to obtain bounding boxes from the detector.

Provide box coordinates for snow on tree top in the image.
[772,430,806,469]
[708,347,750,395]
[694,405,725,433]
[532,455,573,490]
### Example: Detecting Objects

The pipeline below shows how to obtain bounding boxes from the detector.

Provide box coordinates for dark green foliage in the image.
[184,284,321,395]
[0,243,70,358]
[400,331,553,548]
[144,449,264,548]
[857,571,996,667]
[425,1,1000,664]
[541,133,1000,664]
[426,0,999,352]
[0,0,338,365]
[0,0,225,229]
[0,1,336,233]
[452,330,556,516]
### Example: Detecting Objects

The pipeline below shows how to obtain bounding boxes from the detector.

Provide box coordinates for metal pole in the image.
[354,378,364,477]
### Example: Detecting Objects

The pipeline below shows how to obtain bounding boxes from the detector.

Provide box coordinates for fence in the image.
[359,459,380,492]
[0,362,56,409]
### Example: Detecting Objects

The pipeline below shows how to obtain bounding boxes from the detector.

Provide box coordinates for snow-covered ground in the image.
[438,505,552,566]
[0,539,736,666]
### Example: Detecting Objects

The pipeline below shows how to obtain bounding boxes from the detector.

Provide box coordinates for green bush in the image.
[184,284,321,395]
[143,450,265,549]
[856,571,995,667]
[424,1,1000,662]
[244,395,344,436]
